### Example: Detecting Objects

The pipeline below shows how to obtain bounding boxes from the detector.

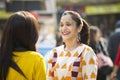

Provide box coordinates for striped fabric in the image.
[47,44,98,80]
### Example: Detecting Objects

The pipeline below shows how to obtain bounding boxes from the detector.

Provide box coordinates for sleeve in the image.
[115,45,120,66]
[82,48,98,80]
[33,55,46,80]
[46,50,54,80]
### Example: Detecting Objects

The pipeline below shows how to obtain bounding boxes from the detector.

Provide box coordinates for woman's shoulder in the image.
[79,44,96,56]
[12,51,44,64]
[84,45,97,59]
[47,45,64,58]
[84,44,93,51]
[28,51,44,59]
[78,43,93,51]
[14,51,44,59]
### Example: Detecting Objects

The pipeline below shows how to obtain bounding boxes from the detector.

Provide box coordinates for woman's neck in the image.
[64,39,79,51]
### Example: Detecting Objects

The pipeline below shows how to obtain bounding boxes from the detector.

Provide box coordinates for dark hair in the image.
[89,26,100,53]
[62,11,90,45]
[0,11,39,80]
[90,26,100,43]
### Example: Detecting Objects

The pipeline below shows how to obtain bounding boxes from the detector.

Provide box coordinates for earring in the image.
[77,33,81,44]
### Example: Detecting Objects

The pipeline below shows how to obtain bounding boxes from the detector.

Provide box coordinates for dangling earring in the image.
[77,33,81,44]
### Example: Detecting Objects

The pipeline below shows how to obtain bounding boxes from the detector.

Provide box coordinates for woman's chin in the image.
[62,38,71,42]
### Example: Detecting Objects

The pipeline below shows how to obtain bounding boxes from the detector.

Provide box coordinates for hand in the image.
[110,72,117,80]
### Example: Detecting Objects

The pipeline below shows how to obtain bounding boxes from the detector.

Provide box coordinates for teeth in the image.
[62,32,69,35]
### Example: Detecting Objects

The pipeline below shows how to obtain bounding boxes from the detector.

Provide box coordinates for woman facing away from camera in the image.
[47,11,98,80]
[0,11,46,80]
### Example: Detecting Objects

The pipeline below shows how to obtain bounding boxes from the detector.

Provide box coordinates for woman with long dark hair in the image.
[0,11,46,80]
[47,11,98,80]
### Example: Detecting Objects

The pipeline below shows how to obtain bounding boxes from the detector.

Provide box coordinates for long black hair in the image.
[0,11,39,80]
[62,11,90,45]
[89,26,100,53]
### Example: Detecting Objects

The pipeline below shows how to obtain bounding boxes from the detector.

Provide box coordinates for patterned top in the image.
[47,44,98,80]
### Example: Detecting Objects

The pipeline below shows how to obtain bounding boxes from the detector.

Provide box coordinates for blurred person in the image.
[47,11,98,80]
[0,11,46,80]
[110,44,120,80]
[89,26,113,80]
[89,26,101,54]
[108,20,120,79]
[89,26,109,56]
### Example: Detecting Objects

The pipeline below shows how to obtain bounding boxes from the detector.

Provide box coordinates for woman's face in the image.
[59,14,81,42]
[94,31,100,42]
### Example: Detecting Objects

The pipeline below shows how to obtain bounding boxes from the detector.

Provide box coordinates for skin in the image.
[110,65,119,79]
[59,14,82,51]
[94,31,100,42]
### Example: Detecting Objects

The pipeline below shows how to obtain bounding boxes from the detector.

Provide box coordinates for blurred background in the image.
[0,0,120,56]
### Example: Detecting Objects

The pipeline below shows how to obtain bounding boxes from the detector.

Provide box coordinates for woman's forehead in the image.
[60,14,74,22]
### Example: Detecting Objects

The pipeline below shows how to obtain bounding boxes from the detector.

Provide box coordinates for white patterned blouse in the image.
[47,43,98,80]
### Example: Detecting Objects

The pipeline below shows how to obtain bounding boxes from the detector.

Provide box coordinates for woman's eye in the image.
[67,24,71,26]
[60,24,63,27]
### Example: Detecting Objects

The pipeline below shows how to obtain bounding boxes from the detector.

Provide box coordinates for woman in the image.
[110,44,120,80]
[89,26,110,80]
[89,26,101,54]
[47,11,98,80]
[0,11,46,80]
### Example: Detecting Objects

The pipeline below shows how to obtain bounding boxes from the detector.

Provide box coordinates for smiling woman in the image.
[47,10,98,80]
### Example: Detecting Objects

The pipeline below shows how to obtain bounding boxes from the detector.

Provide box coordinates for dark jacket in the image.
[108,31,120,62]
[108,29,120,80]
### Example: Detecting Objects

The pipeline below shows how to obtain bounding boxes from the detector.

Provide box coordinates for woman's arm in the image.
[82,47,98,80]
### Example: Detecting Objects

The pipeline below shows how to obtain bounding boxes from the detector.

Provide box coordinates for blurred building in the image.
[56,0,120,37]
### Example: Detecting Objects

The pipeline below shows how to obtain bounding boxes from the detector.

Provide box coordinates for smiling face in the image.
[59,14,81,42]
